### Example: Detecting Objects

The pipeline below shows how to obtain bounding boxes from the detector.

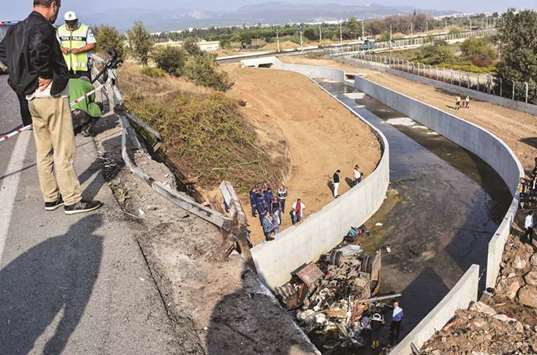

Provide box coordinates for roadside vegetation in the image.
[119,63,282,194]
[152,12,497,52]
[390,37,498,73]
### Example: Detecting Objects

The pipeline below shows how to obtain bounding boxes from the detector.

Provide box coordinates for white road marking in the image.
[0,132,31,263]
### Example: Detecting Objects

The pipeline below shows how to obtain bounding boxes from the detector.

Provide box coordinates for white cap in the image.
[64,11,78,22]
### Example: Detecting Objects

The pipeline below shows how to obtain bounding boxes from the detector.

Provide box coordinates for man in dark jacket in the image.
[0,0,102,215]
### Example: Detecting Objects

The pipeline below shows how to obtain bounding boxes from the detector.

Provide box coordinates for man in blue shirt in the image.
[390,301,404,344]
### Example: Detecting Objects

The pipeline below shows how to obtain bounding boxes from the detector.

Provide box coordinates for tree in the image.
[153,46,186,76]
[347,17,360,39]
[460,37,497,67]
[94,25,125,60]
[496,10,537,83]
[127,22,153,66]
[183,37,203,56]
[303,28,317,41]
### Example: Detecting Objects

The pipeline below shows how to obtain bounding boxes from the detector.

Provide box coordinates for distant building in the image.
[153,39,221,52]
[197,40,221,52]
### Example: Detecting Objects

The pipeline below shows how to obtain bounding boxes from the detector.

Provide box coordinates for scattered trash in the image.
[375,223,383,227]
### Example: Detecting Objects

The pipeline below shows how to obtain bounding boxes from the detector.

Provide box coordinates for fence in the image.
[326,29,496,57]
[346,51,537,108]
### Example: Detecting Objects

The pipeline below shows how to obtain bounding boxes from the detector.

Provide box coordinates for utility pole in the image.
[276,29,280,52]
[319,23,322,47]
[410,22,413,36]
[339,21,343,44]
[362,19,365,40]
[389,24,393,51]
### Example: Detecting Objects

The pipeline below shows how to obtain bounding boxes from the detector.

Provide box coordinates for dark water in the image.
[316,80,512,340]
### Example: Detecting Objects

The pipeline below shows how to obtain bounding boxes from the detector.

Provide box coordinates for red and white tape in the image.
[1,83,106,143]
[0,125,32,143]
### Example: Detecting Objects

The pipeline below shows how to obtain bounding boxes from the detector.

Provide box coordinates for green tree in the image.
[496,9,537,83]
[347,17,360,39]
[153,46,186,76]
[94,25,125,60]
[183,37,203,56]
[460,37,497,67]
[127,22,153,66]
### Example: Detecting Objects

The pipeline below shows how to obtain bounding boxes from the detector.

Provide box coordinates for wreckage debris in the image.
[275,238,400,352]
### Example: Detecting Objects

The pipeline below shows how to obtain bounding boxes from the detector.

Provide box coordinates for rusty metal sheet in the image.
[294,263,324,290]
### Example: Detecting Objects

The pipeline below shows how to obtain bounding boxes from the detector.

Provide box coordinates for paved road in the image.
[0,75,179,354]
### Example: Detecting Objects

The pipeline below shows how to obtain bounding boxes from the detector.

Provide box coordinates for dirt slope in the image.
[222,64,382,244]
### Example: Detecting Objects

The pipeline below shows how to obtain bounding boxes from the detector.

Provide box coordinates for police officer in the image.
[57,11,96,79]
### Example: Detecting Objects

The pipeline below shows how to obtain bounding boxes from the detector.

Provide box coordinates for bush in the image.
[460,38,497,67]
[94,25,125,60]
[419,40,456,65]
[182,38,203,56]
[140,67,167,78]
[183,54,234,92]
[153,46,187,76]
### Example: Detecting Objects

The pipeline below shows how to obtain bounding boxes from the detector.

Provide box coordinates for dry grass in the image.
[119,63,285,194]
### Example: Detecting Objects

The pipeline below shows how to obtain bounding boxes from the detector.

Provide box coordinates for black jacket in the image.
[0,12,69,96]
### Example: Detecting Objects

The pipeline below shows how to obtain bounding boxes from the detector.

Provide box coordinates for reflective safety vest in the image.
[57,24,90,73]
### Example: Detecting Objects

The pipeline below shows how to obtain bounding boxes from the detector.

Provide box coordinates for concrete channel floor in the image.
[0,76,179,354]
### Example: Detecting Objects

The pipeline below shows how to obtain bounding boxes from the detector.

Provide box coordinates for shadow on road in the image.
[0,214,103,355]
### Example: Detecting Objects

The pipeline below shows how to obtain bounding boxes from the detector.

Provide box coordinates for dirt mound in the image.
[262,40,300,51]
[222,64,382,244]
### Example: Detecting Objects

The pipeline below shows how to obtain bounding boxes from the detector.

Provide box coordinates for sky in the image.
[4,0,537,20]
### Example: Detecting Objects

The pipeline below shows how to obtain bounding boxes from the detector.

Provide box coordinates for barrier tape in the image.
[0,125,32,143]
[0,84,105,144]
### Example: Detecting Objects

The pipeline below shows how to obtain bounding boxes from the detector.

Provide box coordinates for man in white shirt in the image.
[524,211,534,245]
[390,301,404,344]
[353,165,363,186]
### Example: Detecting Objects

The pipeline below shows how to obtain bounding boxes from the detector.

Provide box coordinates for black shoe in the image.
[45,197,64,211]
[64,200,103,215]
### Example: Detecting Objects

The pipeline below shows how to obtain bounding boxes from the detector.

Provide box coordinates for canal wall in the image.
[250,63,390,289]
[354,76,524,354]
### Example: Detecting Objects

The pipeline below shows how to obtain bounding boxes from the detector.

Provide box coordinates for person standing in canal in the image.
[332,169,341,198]
[455,96,461,110]
[353,165,363,186]
[249,187,258,217]
[390,301,404,344]
[465,96,471,109]
[524,211,534,245]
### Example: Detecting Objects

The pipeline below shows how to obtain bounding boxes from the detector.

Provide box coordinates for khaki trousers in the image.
[29,96,82,205]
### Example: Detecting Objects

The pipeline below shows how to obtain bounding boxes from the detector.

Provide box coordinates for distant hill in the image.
[83,2,456,32]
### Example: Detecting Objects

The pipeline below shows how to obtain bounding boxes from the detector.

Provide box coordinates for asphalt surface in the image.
[0,75,179,354]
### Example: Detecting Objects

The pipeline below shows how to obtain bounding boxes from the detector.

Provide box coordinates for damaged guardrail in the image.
[93,54,233,232]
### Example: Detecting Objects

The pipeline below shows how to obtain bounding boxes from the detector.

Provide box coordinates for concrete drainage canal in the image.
[268,79,512,354]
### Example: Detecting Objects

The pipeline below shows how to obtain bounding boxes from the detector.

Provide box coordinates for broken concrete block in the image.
[518,286,537,309]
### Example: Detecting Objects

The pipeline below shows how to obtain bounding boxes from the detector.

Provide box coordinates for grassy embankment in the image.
[119,63,285,197]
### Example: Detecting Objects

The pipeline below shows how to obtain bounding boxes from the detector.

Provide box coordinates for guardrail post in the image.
[525,82,529,104]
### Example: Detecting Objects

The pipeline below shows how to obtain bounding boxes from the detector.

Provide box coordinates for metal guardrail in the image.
[93,55,233,232]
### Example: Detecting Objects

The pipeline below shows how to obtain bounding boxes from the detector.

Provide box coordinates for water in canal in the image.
[316,80,512,341]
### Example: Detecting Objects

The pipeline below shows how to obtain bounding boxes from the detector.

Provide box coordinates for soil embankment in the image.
[223,64,382,243]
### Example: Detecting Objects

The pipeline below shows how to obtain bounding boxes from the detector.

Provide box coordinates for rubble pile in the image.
[494,235,537,309]
[276,242,393,353]
[422,302,537,354]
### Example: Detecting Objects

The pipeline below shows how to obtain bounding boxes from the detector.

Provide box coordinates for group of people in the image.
[455,95,471,110]
[0,0,102,215]
[249,184,306,241]
[332,164,363,198]
[520,158,537,244]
